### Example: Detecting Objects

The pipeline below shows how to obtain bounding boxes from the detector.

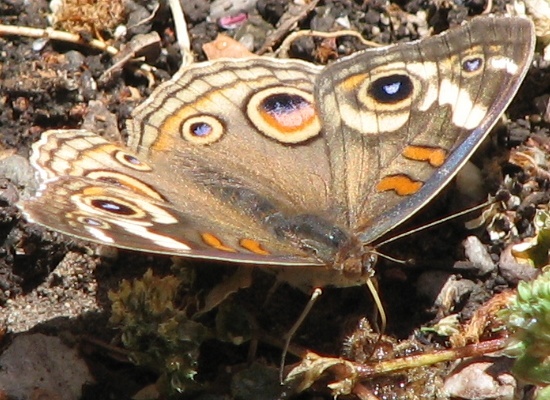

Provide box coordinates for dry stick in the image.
[81,335,134,364]
[99,32,161,84]
[482,0,494,14]
[0,24,154,74]
[0,24,118,53]
[257,0,321,55]
[127,1,159,31]
[167,0,193,69]
[276,30,382,58]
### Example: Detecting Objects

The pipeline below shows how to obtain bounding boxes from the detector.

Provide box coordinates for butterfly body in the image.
[19,16,535,287]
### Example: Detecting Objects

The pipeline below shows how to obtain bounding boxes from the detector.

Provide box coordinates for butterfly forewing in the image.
[315,16,535,244]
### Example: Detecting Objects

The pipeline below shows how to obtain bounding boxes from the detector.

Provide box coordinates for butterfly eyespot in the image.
[86,171,166,201]
[247,87,321,143]
[191,122,212,136]
[114,151,152,171]
[341,68,422,134]
[368,74,413,104]
[181,115,224,144]
[90,199,139,216]
[462,56,483,74]
[263,94,308,115]
[76,216,110,229]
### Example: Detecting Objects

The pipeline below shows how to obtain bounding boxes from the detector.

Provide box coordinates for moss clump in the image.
[51,0,125,38]
[109,269,210,394]
[501,269,550,387]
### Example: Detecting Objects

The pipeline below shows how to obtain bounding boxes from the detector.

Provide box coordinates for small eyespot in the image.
[91,199,137,216]
[181,115,224,144]
[114,150,152,171]
[86,171,166,201]
[462,57,483,73]
[368,74,413,104]
[97,176,123,187]
[124,154,140,164]
[77,216,110,229]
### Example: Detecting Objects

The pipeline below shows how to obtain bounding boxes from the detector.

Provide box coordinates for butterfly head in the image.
[333,238,378,281]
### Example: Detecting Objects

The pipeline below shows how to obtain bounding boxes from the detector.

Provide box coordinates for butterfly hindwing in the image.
[21,130,321,265]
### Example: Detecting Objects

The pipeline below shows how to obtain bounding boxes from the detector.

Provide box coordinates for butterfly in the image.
[18,16,535,288]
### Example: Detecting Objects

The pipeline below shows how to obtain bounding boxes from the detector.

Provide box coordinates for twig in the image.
[168,0,193,68]
[277,29,382,58]
[0,24,118,54]
[354,337,509,378]
[127,2,160,31]
[99,32,161,84]
[482,0,494,14]
[0,24,154,74]
[257,0,321,54]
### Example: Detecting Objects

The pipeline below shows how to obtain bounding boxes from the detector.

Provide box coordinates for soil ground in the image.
[0,0,548,399]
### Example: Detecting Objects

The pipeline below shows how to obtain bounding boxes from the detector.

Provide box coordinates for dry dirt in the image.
[0,0,548,399]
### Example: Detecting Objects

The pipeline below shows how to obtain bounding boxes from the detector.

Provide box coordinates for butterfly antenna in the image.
[363,277,387,363]
[370,249,408,265]
[279,287,323,383]
[366,277,387,335]
[375,199,494,248]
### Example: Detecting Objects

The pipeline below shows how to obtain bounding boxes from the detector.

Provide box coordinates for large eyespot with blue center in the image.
[89,197,142,217]
[352,69,420,114]
[73,187,147,219]
[336,62,434,135]
[181,115,225,145]
[367,74,414,104]
[247,87,321,143]
[72,186,179,225]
